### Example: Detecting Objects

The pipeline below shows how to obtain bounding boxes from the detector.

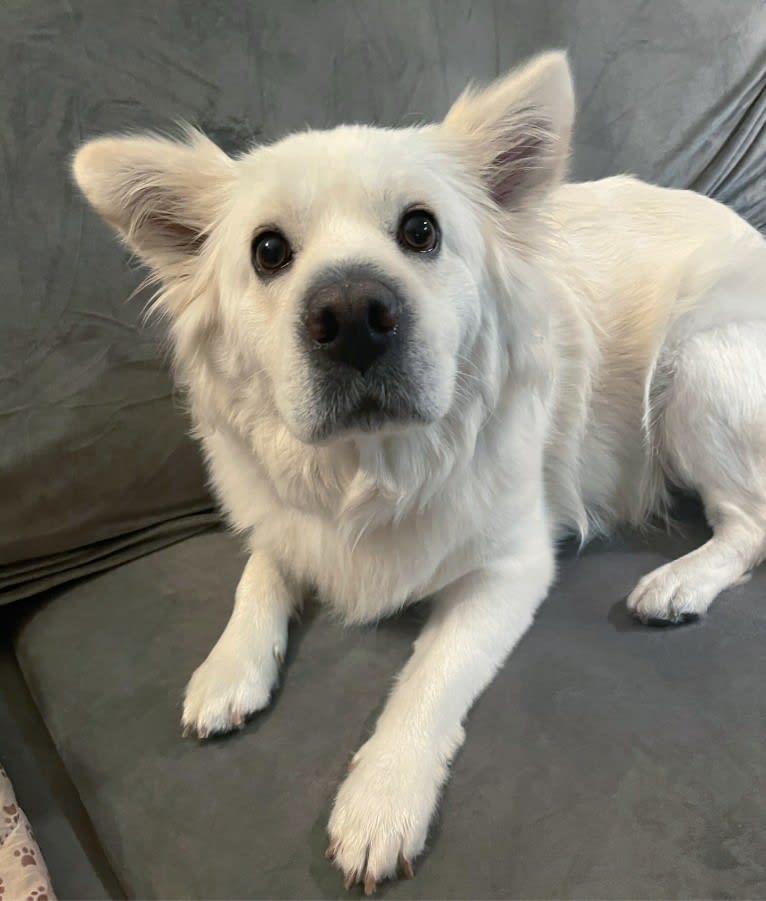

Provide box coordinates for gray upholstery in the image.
[14,511,766,899]
[1,0,765,599]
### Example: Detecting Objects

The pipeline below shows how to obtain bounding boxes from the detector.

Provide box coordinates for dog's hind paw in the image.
[627,560,711,626]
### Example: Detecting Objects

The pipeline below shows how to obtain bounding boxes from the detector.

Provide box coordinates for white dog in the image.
[73,51,766,893]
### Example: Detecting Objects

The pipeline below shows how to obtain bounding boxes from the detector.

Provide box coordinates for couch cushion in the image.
[0,627,123,899]
[13,515,766,899]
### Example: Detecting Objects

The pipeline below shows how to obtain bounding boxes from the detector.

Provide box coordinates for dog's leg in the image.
[182,549,295,738]
[327,535,554,892]
[629,322,766,624]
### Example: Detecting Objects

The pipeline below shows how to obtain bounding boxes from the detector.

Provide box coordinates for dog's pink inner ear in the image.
[102,179,209,256]
[488,132,547,207]
[484,115,557,208]
[131,205,206,254]
[154,218,206,252]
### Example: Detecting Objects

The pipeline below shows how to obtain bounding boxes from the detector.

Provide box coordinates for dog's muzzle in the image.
[298,266,428,440]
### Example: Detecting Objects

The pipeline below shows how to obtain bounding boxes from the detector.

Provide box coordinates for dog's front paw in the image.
[182,639,283,739]
[327,737,445,894]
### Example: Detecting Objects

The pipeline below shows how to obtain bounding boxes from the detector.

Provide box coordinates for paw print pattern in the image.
[0,876,5,898]
[14,844,37,867]
[0,804,19,848]
[3,803,19,825]
[26,887,49,901]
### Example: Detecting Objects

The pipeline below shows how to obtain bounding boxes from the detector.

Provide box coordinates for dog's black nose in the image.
[304,276,402,374]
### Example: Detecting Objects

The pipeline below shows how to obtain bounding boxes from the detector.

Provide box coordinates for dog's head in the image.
[73,52,573,448]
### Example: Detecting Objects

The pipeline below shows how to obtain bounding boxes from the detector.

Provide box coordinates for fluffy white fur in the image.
[73,51,766,892]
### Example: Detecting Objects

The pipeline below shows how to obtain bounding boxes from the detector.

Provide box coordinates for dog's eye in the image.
[398,209,439,254]
[252,230,292,274]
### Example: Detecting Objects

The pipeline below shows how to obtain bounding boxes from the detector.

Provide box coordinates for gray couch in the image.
[1,2,765,897]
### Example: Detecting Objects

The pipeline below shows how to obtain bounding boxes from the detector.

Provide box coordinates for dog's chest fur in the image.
[202,380,543,623]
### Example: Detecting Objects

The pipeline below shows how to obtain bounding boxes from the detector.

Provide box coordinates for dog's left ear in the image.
[443,51,574,208]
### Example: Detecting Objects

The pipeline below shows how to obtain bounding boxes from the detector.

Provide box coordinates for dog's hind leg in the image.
[628,321,766,624]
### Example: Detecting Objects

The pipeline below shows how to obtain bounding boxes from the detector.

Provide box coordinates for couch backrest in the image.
[1,0,764,599]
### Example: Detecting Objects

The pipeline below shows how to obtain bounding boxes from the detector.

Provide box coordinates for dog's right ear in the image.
[442,51,574,209]
[72,129,234,274]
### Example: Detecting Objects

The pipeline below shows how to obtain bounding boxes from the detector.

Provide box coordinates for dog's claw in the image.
[643,612,700,627]
[364,874,376,895]
[181,724,192,739]
[343,871,356,891]
[274,645,284,667]
[398,853,414,879]
[325,842,338,861]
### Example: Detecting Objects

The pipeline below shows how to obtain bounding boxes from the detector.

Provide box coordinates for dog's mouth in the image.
[305,376,434,444]
[344,394,427,432]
